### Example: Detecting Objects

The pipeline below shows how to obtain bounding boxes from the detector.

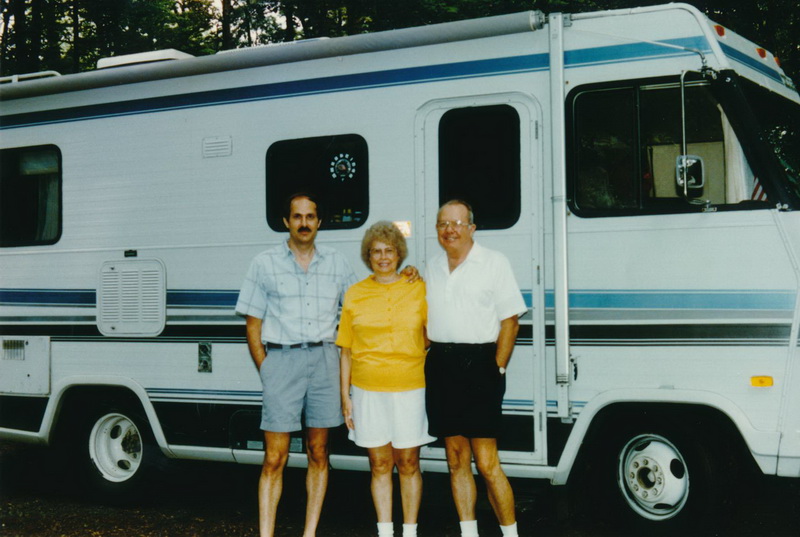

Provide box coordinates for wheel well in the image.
[571,403,759,482]
[51,385,151,443]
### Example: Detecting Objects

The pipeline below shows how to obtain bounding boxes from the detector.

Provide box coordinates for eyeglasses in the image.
[436,220,471,230]
[370,247,398,257]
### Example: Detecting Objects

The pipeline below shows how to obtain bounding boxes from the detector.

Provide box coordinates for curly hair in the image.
[360,221,408,270]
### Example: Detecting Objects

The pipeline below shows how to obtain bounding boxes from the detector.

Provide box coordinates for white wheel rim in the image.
[88,413,143,483]
[618,434,689,521]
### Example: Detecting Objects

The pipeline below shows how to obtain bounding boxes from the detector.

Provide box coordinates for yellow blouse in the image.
[336,275,427,392]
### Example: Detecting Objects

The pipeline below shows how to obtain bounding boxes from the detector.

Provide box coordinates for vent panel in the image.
[98,259,166,337]
[202,136,233,158]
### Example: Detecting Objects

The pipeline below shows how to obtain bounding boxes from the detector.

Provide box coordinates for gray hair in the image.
[360,221,408,270]
[437,199,474,224]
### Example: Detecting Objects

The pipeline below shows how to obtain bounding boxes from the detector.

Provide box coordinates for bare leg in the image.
[394,446,423,524]
[444,435,477,522]
[259,431,290,537]
[471,437,516,526]
[303,427,331,537]
[368,443,395,522]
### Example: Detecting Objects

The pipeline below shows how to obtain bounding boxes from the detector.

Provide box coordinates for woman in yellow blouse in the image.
[337,221,435,537]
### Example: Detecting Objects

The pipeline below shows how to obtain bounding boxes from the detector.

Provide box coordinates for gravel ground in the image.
[0,441,561,537]
[2,440,800,536]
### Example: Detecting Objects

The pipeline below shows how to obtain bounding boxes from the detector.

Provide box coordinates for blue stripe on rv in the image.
[717,41,784,83]
[1,288,794,311]
[541,290,795,310]
[0,289,237,308]
[1,36,757,131]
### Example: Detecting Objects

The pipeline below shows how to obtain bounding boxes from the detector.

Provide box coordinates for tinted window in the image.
[740,78,800,204]
[266,134,368,231]
[0,145,61,246]
[570,79,767,216]
[439,105,521,229]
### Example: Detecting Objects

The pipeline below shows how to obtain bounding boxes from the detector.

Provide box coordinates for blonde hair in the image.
[360,221,408,270]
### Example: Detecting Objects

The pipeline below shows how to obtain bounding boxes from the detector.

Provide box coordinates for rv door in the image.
[415,93,547,466]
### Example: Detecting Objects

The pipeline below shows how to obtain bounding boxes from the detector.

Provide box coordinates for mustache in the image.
[298,227,312,233]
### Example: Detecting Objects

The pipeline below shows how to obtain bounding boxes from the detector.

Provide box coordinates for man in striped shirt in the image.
[236,193,356,537]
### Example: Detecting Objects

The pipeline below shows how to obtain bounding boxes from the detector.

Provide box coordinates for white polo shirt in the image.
[425,241,527,344]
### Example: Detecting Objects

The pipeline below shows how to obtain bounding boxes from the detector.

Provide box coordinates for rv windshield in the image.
[740,79,800,204]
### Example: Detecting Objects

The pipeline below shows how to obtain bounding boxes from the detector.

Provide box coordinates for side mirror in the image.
[676,154,705,197]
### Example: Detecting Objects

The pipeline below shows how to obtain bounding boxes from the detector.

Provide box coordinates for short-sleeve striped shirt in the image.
[235,241,357,345]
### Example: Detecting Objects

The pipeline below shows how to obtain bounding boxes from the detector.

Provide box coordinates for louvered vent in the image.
[2,339,25,360]
[202,136,233,158]
[98,259,166,337]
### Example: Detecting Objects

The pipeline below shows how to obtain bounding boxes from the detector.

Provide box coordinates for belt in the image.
[429,341,496,352]
[266,341,324,350]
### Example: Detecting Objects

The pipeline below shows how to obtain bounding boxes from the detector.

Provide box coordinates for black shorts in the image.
[425,342,505,438]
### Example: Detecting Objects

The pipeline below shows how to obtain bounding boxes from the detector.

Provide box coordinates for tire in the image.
[617,433,692,522]
[72,406,159,501]
[571,412,738,533]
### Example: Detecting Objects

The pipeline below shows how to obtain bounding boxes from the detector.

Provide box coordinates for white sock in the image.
[500,522,518,537]
[377,521,394,536]
[459,520,479,537]
[402,523,418,537]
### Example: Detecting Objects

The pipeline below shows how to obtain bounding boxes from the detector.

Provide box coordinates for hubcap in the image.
[618,434,689,520]
[88,413,143,483]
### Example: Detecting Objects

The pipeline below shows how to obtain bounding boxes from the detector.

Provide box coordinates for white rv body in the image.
[2,3,799,525]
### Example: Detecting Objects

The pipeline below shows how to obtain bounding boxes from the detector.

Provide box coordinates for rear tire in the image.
[70,405,159,502]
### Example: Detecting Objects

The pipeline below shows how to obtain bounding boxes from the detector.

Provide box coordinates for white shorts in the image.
[348,386,437,449]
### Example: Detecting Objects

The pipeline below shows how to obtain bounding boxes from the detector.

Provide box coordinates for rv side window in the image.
[569,80,767,216]
[0,145,61,247]
[439,105,521,229]
[266,134,368,231]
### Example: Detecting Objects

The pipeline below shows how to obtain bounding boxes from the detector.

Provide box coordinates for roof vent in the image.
[97,49,194,70]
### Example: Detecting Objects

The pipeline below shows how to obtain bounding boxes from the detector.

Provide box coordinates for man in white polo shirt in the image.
[425,199,527,537]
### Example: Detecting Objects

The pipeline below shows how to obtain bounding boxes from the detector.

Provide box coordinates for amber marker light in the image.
[751,376,774,387]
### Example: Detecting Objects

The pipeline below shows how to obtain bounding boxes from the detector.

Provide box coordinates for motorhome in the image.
[2,2,799,528]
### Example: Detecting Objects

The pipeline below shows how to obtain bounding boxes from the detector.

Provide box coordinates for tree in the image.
[0,0,797,84]
[0,0,217,76]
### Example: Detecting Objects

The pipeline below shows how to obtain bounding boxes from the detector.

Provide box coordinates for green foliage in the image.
[0,0,797,84]
[0,0,217,75]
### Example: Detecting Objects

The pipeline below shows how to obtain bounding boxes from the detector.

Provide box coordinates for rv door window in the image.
[0,145,61,247]
[569,79,766,216]
[266,134,368,231]
[438,105,521,229]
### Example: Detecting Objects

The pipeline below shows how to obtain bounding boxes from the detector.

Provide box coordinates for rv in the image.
[1,2,799,528]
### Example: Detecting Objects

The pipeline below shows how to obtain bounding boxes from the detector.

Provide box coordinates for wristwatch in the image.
[498,366,506,375]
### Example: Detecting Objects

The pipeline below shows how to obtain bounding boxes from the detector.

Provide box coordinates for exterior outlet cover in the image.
[97,258,166,337]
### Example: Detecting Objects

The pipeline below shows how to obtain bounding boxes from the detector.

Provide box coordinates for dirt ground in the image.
[0,441,557,537]
[2,440,800,536]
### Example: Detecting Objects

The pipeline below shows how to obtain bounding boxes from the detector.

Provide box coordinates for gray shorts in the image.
[259,343,344,432]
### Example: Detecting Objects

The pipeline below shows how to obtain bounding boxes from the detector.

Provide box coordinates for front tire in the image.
[571,411,738,533]
[617,433,690,522]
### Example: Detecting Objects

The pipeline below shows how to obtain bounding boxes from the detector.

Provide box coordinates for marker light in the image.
[751,376,774,387]
[756,48,767,59]
[713,25,726,37]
